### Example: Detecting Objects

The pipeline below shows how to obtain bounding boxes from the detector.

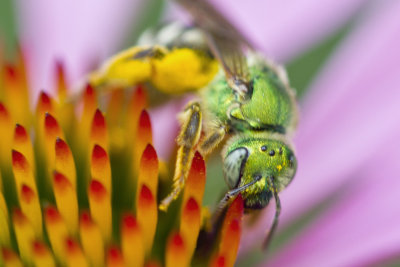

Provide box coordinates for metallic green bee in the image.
[92,0,298,248]
[159,0,299,248]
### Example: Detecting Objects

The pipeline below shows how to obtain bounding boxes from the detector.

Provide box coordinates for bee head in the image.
[223,134,297,208]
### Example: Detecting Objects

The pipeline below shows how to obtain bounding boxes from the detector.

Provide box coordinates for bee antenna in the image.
[262,176,281,250]
[212,175,263,230]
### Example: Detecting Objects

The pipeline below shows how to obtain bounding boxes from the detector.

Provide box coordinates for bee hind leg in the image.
[159,102,202,211]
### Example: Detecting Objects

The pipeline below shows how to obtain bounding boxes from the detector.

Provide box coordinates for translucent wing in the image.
[175,0,253,97]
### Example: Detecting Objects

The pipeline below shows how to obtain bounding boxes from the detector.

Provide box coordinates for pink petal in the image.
[284,0,400,223]
[265,134,400,266]
[209,0,368,61]
[241,0,400,252]
[15,0,145,99]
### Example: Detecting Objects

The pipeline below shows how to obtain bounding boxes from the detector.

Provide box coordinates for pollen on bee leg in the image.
[91,144,111,193]
[1,247,23,267]
[0,192,10,246]
[19,184,42,237]
[107,246,125,267]
[53,171,78,235]
[88,179,112,243]
[12,209,36,265]
[179,151,206,259]
[79,211,104,267]
[136,184,157,255]
[122,214,144,267]
[214,194,244,267]
[32,240,56,267]
[44,206,69,263]
[65,238,89,267]
[55,138,77,188]
[165,232,189,267]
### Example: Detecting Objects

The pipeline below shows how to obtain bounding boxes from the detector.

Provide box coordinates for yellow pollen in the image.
[276,165,283,171]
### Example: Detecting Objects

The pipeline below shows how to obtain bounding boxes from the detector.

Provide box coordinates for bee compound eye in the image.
[287,153,297,169]
[223,147,249,189]
[289,155,294,166]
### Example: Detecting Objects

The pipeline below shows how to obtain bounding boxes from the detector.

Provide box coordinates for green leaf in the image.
[286,25,351,98]
[0,0,18,60]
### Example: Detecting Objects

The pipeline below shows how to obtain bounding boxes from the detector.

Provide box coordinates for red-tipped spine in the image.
[79,211,104,267]
[180,151,206,259]
[88,179,112,243]
[213,195,244,267]
[165,232,188,267]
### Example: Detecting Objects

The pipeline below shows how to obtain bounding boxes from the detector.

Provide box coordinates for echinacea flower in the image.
[0,50,246,266]
[3,0,400,266]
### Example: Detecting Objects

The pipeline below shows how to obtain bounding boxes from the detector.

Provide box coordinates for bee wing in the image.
[175,0,252,97]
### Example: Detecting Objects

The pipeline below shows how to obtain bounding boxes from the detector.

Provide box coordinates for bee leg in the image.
[262,178,281,250]
[159,102,202,211]
[198,125,227,157]
[212,176,263,226]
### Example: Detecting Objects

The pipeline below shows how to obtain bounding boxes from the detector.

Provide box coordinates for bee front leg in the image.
[198,125,227,157]
[159,102,202,211]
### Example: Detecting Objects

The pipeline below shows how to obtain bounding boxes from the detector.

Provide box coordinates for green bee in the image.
[159,0,298,248]
[92,0,298,248]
